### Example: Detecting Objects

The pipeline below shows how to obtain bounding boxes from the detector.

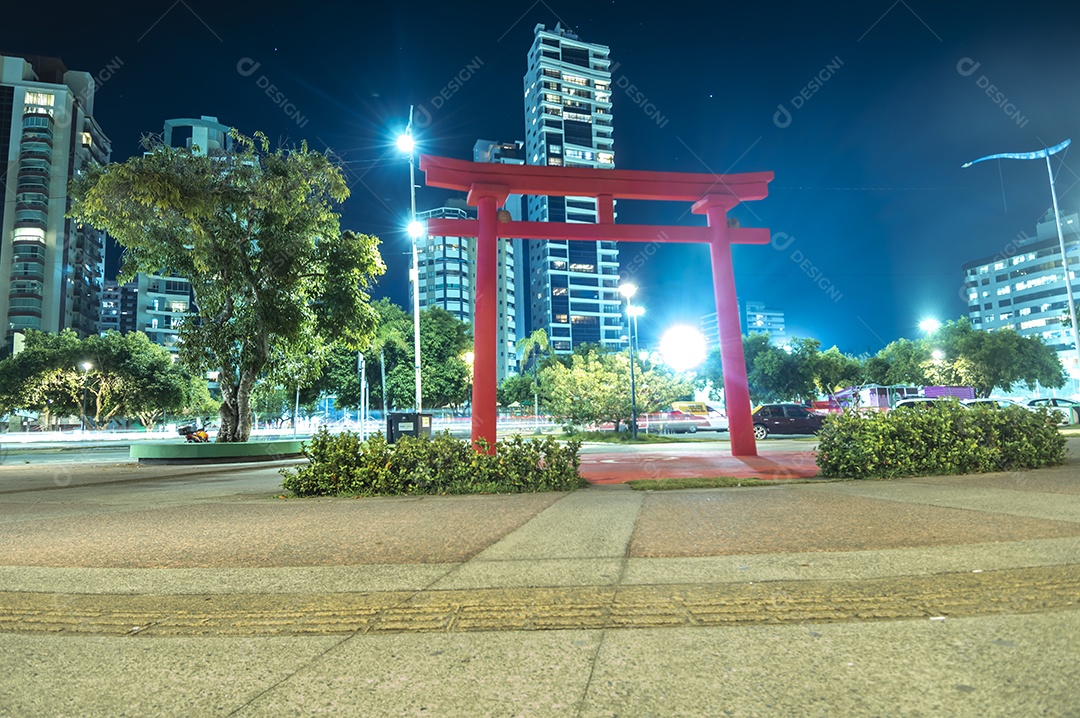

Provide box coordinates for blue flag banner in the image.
[962,139,1071,167]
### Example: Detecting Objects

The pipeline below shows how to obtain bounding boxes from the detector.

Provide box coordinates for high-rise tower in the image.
[522,23,620,354]
[1,54,111,352]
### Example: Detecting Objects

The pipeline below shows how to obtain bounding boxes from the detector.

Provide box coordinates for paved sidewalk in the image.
[0,442,1078,716]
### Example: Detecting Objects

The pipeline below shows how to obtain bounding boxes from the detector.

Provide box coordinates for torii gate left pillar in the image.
[470,184,509,452]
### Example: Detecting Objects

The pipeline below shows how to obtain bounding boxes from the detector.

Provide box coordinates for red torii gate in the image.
[419,154,774,457]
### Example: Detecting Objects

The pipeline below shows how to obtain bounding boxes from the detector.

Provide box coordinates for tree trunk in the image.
[218,369,258,442]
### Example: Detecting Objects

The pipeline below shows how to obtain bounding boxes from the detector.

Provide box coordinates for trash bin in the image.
[386,412,433,443]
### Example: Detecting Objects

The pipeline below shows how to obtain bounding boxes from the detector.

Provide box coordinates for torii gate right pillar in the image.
[696,196,757,457]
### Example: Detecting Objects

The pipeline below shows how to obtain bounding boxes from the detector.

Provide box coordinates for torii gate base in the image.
[420,155,774,458]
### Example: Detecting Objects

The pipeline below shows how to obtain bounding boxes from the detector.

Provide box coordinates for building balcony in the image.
[8,306,43,319]
[21,132,53,148]
[22,110,54,122]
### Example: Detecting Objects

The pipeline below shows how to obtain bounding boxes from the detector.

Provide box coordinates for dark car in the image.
[751,403,824,439]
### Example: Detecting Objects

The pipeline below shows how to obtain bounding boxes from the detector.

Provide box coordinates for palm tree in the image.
[515,329,550,421]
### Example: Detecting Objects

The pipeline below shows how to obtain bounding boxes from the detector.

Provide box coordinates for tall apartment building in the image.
[99,279,134,334]
[98,275,190,353]
[413,197,517,380]
[962,209,1080,380]
[701,300,786,350]
[745,301,787,345]
[522,23,620,354]
[1,54,111,353]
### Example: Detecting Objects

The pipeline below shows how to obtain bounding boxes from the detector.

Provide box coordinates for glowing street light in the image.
[932,349,945,362]
[659,326,707,373]
[399,107,422,413]
[919,318,941,334]
[395,133,415,154]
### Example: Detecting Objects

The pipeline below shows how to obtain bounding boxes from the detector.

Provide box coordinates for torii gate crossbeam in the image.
[418,154,774,458]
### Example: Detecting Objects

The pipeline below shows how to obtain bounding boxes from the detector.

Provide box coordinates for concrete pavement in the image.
[0,440,1078,716]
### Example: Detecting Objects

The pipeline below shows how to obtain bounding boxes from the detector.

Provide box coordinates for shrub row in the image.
[815,402,1066,479]
[280,428,585,497]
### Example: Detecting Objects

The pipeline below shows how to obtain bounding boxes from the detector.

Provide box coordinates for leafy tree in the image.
[541,349,691,430]
[814,346,864,398]
[498,374,537,408]
[251,382,292,427]
[696,334,824,405]
[515,329,551,409]
[0,330,209,430]
[0,330,81,428]
[382,307,472,410]
[744,334,820,404]
[69,131,385,441]
[927,318,1064,396]
[541,349,622,429]
[862,338,931,387]
[365,299,411,411]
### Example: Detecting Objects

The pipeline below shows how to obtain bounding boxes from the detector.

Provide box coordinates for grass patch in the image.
[626,476,815,490]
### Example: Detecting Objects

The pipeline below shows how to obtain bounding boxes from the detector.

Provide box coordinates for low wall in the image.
[130,440,305,465]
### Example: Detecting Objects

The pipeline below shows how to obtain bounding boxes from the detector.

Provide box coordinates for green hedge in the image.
[816,402,1066,479]
[280,428,585,497]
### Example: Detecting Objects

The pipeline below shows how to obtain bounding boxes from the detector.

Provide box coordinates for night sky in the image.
[5,0,1079,354]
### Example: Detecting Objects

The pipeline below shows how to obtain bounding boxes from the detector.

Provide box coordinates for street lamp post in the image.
[627,305,644,439]
[619,283,642,439]
[963,139,1080,385]
[80,361,92,433]
[398,107,423,413]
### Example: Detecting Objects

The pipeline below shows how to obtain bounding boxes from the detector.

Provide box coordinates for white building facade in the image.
[962,209,1080,381]
[1,54,111,352]
[413,198,517,381]
[522,23,620,354]
[745,301,787,344]
[99,275,191,354]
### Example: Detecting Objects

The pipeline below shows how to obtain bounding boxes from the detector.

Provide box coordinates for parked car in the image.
[962,398,1038,411]
[750,403,824,439]
[893,397,963,410]
[1027,397,1080,425]
[638,410,710,434]
[671,401,729,432]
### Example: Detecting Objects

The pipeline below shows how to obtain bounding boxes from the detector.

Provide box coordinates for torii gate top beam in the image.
[419,154,773,204]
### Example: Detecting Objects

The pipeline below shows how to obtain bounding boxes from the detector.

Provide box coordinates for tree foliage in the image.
[376,307,472,410]
[68,131,385,441]
[541,349,692,430]
[694,318,1064,404]
[0,330,211,430]
[744,334,820,404]
[923,318,1065,397]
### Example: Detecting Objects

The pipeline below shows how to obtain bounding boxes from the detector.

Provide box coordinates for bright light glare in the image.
[659,326,706,372]
[627,305,645,318]
[919,318,941,333]
[932,349,945,361]
[407,220,425,239]
[81,361,93,371]
[396,133,414,153]
[618,283,637,299]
